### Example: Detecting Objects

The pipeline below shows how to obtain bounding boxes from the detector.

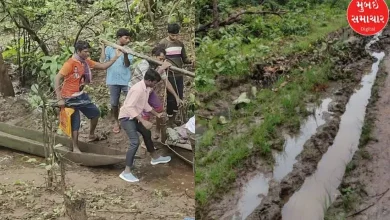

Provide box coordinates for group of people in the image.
[54,23,193,183]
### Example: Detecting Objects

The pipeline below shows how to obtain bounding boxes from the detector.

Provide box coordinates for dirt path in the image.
[0,145,194,219]
[0,69,195,220]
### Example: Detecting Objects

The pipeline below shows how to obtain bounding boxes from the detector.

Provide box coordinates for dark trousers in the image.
[167,75,184,116]
[120,118,156,167]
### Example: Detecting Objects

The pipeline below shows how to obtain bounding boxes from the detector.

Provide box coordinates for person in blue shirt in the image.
[100,28,134,133]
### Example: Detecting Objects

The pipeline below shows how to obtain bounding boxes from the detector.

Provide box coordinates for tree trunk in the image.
[212,0,219,28]
[0,51,15,97]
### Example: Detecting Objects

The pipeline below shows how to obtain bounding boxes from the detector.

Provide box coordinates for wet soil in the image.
[326,28,390,220]
[200,27,372,220]
[0,146,194,220]
[247,28,390,220]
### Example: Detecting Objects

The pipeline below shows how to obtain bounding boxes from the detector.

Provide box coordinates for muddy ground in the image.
[199,27,379,220]
[0,72,195,219]
[326,28,390,219]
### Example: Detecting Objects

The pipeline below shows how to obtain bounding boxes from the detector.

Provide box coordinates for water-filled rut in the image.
[281,42,385,219]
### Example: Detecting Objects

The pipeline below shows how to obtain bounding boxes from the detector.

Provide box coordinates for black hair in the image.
[74,40,91,52]
[116,28,135,38]
[144,69,161,82]
[151,45,166,56]
[167,23,180,34]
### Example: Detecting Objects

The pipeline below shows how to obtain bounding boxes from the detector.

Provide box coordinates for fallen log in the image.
[100,39,195,78]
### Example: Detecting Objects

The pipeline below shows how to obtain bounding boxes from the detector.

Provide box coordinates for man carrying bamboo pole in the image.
[130,45,182,140]
[100,28,134,134]
[158,23,193,127]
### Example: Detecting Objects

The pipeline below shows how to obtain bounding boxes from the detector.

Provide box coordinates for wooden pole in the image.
[100,39,195,78]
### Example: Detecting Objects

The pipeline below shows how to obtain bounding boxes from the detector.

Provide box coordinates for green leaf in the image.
[41,56,52,61]
[31,84,39,94]
[50,62,57,74]
[42,62,50,70]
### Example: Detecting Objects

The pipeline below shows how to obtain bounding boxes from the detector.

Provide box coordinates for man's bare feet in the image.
[88,134,104,142]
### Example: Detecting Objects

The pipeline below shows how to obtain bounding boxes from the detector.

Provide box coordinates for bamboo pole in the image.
[100,39,195,78]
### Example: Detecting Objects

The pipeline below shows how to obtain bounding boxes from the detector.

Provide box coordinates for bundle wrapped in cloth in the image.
[166,116,195,150]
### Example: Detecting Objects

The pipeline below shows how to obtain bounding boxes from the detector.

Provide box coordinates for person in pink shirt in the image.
[118,68,171,182]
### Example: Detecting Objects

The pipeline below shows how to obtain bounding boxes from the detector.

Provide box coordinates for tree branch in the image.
[17,10,50,55]
[74,10,102,46]
[0,0,50,55]
[196,9,287,33]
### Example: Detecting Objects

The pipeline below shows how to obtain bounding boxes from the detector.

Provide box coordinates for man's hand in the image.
[161,60,172,70]
[115,49,123,58]
[175,97,183,107]
[156,112,165,118]
[57,99,65,108]
[120,48,128,54]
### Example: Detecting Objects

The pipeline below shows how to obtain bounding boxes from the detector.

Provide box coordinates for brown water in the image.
[273,98,332,181]
[281,51,386,220]
[228,98,332,220]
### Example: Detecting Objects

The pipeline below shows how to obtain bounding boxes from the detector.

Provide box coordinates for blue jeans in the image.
[64,93,100,131]
[109,85,128,107]
[120,118,156,167]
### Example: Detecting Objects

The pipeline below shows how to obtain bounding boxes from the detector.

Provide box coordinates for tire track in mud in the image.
[246,34,379,219]
[325,26,390,220]
[201,28,372,220]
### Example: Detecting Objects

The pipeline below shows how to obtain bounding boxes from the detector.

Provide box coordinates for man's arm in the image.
[181,42,192,64]
[54,73,64,101]
[93,49,122,70]
[54,62,72,106]
[124,53,131,67]
[156,62,181,102]
[165,78,180,99]
[99,44,106,63]
[149,109,162,118]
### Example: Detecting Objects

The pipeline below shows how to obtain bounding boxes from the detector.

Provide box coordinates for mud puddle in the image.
[273,98,333,181]
[228,98,333,219]
[281,50,385,220]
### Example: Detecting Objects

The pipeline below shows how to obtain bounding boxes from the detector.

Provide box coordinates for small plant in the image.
[340,186,358,211]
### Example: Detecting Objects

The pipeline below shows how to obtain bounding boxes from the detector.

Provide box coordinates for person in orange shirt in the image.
[54,40,123,153]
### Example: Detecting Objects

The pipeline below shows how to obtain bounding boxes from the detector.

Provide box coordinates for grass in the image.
[195,4,348,95]
[196,59,337,207]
